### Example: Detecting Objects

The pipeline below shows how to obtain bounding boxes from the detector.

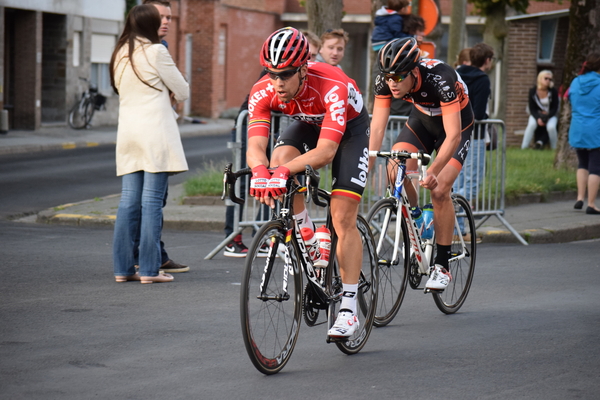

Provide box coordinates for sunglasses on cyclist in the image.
[385,72,410,83]
[265,66,301,81]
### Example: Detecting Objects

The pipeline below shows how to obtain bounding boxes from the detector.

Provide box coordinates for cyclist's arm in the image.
[369,96,392,170]
[153,45,189,103]
[246,135,270,170]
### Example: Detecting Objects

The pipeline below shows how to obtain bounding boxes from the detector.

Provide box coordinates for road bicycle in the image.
[367,150,476,327]
[68,77,106,129]
[223,163,378,375]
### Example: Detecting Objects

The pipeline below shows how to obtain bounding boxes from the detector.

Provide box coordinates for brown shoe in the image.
[140,272,174,284]
[115,272,141,283]
[160,259,190,273]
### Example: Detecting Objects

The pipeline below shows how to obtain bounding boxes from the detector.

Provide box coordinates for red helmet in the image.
[260,27,310,69]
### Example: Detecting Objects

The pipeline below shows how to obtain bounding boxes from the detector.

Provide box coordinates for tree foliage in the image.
[469,0,529,15]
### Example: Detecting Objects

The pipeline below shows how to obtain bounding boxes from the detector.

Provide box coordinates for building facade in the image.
[0,0,124,130]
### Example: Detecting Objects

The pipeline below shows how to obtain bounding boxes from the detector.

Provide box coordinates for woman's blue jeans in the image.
[113,171,169,277]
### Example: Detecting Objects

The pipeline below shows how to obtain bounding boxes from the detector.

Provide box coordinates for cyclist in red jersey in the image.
[246,27,371,338]
[369,37,474,291]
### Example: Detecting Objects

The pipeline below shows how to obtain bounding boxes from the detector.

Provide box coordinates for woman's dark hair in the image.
[583,52,600,74]
[109,4,161,94]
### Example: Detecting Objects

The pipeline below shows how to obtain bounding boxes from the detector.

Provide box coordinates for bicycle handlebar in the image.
[368,150,431,165]
[222,163,328,207]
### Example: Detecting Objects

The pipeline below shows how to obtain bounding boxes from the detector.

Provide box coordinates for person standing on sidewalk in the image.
[110,4,189,283]
[569,52,600,215]
[453,43,495,203]
[131,0,189,273]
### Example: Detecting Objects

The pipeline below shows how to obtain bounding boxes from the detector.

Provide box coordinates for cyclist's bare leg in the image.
[330,196,362,285]
[429,163,460,245]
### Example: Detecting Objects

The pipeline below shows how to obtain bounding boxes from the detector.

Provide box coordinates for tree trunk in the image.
[306,0,344,38]
[482,4,508,121]
[554,0,600,169]
[448,0,467,67]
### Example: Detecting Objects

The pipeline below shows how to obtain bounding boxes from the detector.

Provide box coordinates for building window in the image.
[538,18,557,63]
[73,32,81,67]
[91,34,116,94]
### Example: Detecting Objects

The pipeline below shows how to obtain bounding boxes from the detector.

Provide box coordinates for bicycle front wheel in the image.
[432,194,477,314]
[335,215,378,354]
[68,98,92,129]
[240,221,302,375]
[366,198,409,327]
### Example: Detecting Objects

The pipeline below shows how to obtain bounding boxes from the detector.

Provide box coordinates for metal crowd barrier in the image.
[205,112,526,259]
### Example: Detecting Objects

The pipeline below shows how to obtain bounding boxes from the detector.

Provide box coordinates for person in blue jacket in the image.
[569,52,600,214]
[371,0,411,51]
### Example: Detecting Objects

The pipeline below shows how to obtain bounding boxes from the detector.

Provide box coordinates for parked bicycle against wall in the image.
[68,77,106,129]
[223,163,378,375]
[367,150,477,327]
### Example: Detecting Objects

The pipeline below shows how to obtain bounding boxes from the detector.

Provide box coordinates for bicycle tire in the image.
[240,220,302,375]
[83,97,96,126]
[334,215,378,354]
[68,98,89,129]
[432,193,477,314]
[366,198,409,327]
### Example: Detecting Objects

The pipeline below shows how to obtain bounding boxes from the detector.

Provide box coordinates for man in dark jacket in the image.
[453,43,495,204]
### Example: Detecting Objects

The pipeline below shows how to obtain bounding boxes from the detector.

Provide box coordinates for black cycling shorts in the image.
[274,108,370,201]
[394,104,474,167]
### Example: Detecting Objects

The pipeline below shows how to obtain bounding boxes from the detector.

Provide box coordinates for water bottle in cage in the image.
[411,206,423,235]
[314,226,331,268]
[422,203,434,239]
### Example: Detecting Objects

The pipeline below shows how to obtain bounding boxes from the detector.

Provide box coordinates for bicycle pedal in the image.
[326,335,348,343]
[424,287,444,294]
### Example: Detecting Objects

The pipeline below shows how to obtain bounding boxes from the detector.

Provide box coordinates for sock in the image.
[295,208,314,232]
[434,244,451,270]
[340,283,358,315]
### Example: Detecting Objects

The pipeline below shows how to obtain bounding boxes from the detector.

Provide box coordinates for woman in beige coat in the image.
[110,4,189,284]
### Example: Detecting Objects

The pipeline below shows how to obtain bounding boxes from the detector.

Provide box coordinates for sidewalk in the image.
[4,120,600,246]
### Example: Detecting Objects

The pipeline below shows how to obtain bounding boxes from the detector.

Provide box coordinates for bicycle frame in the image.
[370,151,471,284]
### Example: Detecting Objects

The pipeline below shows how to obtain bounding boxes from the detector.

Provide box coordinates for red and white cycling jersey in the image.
[247,62,364,144]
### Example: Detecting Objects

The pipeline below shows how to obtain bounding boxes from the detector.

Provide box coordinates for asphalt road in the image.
[1,221,598,399]
[0,134,230,220]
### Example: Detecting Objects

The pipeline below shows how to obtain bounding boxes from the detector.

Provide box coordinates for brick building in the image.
[0,0,573,142]
[505,10,570,147]
[0,0,124,130]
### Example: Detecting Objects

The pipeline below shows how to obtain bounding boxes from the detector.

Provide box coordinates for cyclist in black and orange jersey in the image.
[368,37,474,291]
[246,27,371,338]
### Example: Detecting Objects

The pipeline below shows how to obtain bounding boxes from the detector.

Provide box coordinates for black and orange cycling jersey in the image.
[374,58,474,167]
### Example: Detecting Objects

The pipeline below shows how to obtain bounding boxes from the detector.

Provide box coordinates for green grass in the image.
[183,148,578,199]
[503,147,577,198]
[183,162,228,197]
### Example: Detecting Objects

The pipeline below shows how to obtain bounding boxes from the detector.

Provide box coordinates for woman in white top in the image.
[521,70,559,149]
[110,4,189,284]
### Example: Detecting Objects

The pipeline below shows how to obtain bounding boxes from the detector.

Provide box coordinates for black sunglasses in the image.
[384,72,410,83]
[265,66,301,81]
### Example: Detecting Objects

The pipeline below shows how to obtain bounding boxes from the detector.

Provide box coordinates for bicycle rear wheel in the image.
[432,194,477,314]
[366,198,409,327]
[68,98,92,129]
[334,215,378,354]
[240,221,302,375]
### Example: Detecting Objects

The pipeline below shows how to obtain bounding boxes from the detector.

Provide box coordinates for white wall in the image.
[0,0,124,21]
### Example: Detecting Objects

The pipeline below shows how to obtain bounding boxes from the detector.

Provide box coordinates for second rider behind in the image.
[369,37,474,291]
[245,27,370,339]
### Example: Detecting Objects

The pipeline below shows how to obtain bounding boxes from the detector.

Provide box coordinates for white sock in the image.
[340,283,358,315]
[295,208,313,232]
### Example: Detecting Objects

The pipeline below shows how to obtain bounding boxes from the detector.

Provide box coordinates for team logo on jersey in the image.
[421,59,442,69]
[324,85,346,127]
[350,147,369,188]
[279,104,286,109]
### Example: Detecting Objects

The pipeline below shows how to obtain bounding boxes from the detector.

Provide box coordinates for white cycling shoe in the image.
[426,264,452,290]
[327,309,359,338]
